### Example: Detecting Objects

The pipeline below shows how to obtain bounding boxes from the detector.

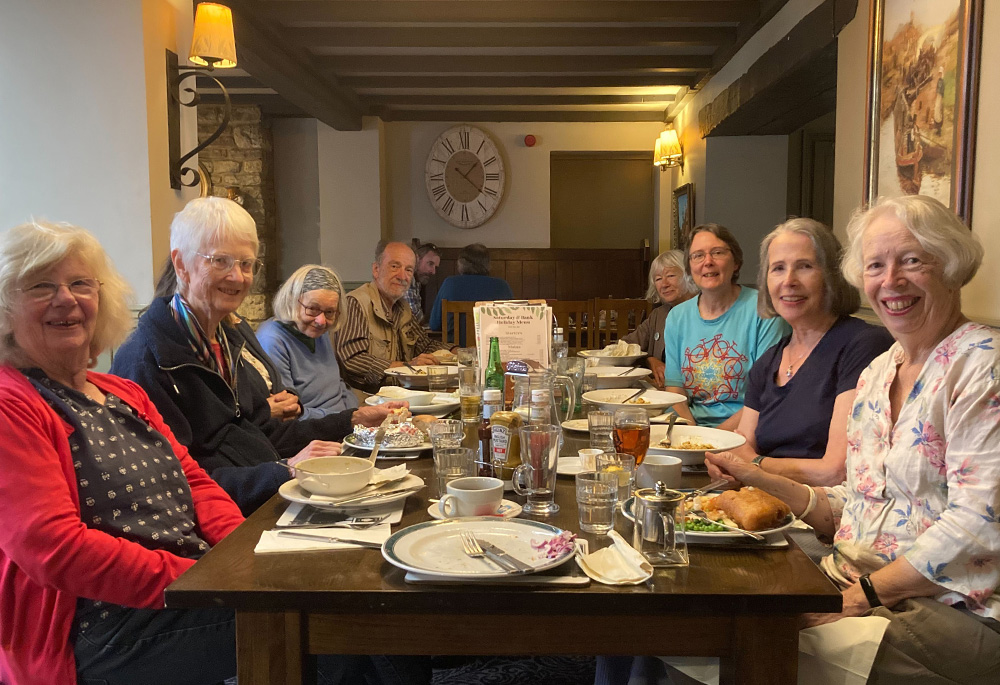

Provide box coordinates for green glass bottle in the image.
[484,336,504,390]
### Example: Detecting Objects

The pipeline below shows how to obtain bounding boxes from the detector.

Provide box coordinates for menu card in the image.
[474,300,552,381]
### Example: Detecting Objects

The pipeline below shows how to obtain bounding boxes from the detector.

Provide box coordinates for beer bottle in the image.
[484,336,504,390]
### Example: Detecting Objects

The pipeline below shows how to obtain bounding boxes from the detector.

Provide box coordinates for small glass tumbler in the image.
[597,453,636,505]
[612,407,650,465]
[427,365,450,393]
[457,347,478,368]
[428,419,463,451]
[575,471,618,535]
[433,447,476,495]
[588,410,615,454]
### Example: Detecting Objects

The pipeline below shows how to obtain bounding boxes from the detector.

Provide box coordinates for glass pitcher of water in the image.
[511,370,576,427]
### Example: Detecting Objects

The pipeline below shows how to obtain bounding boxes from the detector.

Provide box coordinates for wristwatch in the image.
[858,573,882,607]
[751,455,767,467]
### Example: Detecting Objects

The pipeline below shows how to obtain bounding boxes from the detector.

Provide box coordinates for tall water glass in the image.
[512,424,561,516]
[612,408,650,465]
[433,447,476,495]
[556,357,585,415]
[597,453,636,505]
[588,410,615,454]
[575,471,618,535]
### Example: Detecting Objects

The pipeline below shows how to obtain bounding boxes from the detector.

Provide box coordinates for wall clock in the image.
[424,124,506,229]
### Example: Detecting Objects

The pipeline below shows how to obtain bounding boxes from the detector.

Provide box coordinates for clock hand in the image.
[457,164,484,193]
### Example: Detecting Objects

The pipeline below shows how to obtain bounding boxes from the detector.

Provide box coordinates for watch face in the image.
[425,125,506,228]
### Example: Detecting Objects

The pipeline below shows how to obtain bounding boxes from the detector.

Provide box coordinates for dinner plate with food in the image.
[624,487,795,541]
[646,425,746,465]
[578,340,646,367]
[342,408,434,453]
[384,364,458,389]
[583,366,654,389]
[364,386,460,416]
[582,388,686,413]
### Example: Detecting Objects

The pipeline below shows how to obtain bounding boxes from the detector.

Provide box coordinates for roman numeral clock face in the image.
[424,125,506,229]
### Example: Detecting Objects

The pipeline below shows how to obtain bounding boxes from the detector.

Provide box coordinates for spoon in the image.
[661,413,678,447]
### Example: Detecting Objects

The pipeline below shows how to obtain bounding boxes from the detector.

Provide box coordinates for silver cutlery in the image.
[325,485,423,507]
[661,412,678,447]
[684,478,730,500]
[460,532,518,573]
[477,539,534,573]
[620,388,644,404]
[615,367,633,377]
[274,515,389,531]
[686,509,765,541]
[367,426,386,463]
[404,363,419,374]
[274,530,383,548]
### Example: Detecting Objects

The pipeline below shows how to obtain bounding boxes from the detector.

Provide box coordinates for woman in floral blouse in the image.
[707,195,1000,682]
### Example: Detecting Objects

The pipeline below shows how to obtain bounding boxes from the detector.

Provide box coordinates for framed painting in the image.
[671,183,695,250]
[863,0,984,221]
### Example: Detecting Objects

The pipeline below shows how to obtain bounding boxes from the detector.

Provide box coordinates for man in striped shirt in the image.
[336,241,450,393]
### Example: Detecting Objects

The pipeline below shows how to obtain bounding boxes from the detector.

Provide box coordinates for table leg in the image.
[237,610,313,685]
[719,615,799,685]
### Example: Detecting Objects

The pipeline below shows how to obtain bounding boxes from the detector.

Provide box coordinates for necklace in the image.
[785,349,809,379]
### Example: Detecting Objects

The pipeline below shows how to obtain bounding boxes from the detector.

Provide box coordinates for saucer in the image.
[427,499,523,520]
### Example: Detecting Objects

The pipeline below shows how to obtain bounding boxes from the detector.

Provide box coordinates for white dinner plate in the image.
[584,366,653,389]
[427,499,523,520]
[382,518,576,578]
[556,456,586,476]
[582,388,686,412]
[364,395,461,417]
[622,495,797,541]
[279,474,425,510]
[646,425,746,465]
[560,419,590,433]
[384,365,458,389]
[578,350,646,367]
[343,434,433,453]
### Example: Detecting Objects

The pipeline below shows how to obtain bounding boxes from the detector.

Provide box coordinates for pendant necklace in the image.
[784,346,811,379]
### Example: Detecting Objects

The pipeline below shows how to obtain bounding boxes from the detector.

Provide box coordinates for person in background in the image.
[706,195,1000,682]
[257,264,359,419]
[112,198,401,514]
[428,243,514,345]
[0,220,244,685]
[403,240,441,325]
[622,250,698,388]
[337,240,450,394]
[662,223,789,429]
[705,218,893,486]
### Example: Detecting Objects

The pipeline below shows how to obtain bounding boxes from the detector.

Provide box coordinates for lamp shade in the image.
[189,3,237,68]
[655,128,682,167]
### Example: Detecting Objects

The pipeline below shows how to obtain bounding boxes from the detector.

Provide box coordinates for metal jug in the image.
[632,481,688,567]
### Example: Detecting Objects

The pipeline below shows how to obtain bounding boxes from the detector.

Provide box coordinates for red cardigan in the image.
[0,366,244,685]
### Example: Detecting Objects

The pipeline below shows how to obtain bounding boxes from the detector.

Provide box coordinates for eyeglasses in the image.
[196,253,263,275]
[19,278,103,302]
[299,300,338,320]
[689,248,732,264]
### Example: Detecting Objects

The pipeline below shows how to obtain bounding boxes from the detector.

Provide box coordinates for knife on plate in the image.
[477,541,534,573]
[321,485,422,507]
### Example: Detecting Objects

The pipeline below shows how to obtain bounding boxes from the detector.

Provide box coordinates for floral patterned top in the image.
[819,322,1000,619]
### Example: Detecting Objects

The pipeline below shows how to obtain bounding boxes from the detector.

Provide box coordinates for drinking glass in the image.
[556,357,585,415]
[433,447,476,495]
[587,410,615,454]
[512,424,561,516]
[597,453,637,505]
[428,419,463,451]
[458,364,481,396]
[457,347,478,368]
[612,408,650,465]
[575,472,618,535]
[427,365,450,393]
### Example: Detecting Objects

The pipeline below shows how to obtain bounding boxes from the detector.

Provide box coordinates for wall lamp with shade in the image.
[167,2,237,189]
[653,125,683,171]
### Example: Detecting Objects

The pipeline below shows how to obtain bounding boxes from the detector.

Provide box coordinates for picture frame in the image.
[671,183,695,250]
[863,0,983,221]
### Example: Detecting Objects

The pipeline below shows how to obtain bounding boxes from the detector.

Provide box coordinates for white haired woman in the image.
[112,198,400,515]
[257,264,359,418]
[0,221,244,685]
[621,250,697,388]
[706,196,1000,682]
[706,219,893,486]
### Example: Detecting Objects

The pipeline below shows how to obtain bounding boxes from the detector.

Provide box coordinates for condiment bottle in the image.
[478,389,502,477]
[489,410,523,490]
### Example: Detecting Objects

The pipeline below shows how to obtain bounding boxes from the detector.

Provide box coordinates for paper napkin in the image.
[254,523,391,554]
[370,464,408,485]
[275,501,406,527]
[576,530,653,585]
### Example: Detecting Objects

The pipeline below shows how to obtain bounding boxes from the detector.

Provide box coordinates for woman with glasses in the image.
[0,220,244,685]
[621,250,698,388]
[257,264,359,418]
[662,224,789,429]
[112,198,402,515]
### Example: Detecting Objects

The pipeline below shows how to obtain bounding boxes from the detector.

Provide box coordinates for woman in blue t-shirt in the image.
[709,218,893,486]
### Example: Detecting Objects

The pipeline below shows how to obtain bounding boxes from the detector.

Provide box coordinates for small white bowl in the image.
[373,389,436,407]
[292,456,374,497]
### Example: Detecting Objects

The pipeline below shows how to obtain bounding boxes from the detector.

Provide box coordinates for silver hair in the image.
[757,217,860,318]
[842,195,983,289]
[169,198,258,297]
[645,250,697,304]
[0,220,134,366]
[272,264,346,332]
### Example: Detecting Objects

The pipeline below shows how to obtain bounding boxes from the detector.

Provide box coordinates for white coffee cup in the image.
[438,476,504,518]
[577,448,604,472]
[635,455,682,490]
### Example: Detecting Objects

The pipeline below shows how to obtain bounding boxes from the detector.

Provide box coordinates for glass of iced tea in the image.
[612,408,650,465]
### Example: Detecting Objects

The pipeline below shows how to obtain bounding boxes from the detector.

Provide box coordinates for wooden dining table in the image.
[165,433,841,685]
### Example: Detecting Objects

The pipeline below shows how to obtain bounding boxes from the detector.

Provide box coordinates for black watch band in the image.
[859,573,882,608]
[751,455,766,467]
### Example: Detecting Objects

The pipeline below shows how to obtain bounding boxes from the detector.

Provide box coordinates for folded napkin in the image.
[799,616,891,684]
[254,523,391,554]
[275,501,406,527]
[371,464,408,485]
[576,531,653,585]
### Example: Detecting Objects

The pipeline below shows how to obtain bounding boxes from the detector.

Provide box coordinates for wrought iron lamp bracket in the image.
[166,49,231,190]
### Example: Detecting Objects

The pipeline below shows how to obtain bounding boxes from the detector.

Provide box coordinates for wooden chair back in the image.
[440,300,478,348]
[590,298,652,349]
[548,300,592,356]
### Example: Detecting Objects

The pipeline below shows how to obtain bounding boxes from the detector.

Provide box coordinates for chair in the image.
[590,298,652,349]
[548,300,592,355]
[440,300,478,348]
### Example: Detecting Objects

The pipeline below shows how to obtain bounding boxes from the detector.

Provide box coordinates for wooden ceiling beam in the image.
[288,26,735,49]
[341,74,702,89]
[377,109,667,122]
[363,93,676,106]
[256,1,754,24]
[316,55,712,74]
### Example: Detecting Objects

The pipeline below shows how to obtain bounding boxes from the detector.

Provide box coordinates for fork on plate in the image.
[459,532,515,572]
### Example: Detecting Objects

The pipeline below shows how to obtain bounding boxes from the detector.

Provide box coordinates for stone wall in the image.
[197,104,277,325]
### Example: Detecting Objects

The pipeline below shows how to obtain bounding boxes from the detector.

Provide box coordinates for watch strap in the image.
[859,573,882,608]
[751,455,767,467]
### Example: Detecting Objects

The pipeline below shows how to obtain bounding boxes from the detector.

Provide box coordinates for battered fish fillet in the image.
[702,487,791,531]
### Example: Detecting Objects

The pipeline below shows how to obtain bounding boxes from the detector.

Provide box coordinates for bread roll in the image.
[702,487,790,531]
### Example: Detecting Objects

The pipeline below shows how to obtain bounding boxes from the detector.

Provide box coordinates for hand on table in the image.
[648,357,665,388]
[411,353,440,367]
[352,401,409,427]
[268,391,302,421]
[288,440,342,466]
